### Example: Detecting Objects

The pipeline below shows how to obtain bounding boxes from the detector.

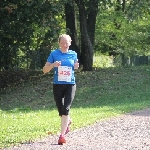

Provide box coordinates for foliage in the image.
[0,0,64,71]
[93,53,114,68]
[95,0,150,57]
[1,0,150,71]
[1,66,150,148]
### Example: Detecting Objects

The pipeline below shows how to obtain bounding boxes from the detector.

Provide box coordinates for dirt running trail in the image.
[3,108,150,150]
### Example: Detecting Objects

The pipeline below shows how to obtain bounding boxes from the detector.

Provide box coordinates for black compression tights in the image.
[53,84,76,116]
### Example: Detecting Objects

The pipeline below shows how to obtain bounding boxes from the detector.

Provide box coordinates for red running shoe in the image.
[58,135,66,145]
[65,120,72,134]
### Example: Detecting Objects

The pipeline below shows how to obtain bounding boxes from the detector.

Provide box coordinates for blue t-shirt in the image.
[47,49,78,84]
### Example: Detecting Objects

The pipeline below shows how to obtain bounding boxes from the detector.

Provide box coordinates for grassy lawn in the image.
[1,66,150,148]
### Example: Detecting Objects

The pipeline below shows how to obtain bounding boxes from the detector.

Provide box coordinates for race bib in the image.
[58,66,72,82]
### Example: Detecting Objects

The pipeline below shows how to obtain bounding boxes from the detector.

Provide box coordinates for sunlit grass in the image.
[0,110,59,148]
[1,66,150,148]
[93,54,114,68]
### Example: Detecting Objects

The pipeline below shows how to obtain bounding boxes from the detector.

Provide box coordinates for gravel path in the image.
[3,108,150,150]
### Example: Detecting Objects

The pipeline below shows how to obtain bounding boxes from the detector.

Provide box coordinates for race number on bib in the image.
[58,66,72,82]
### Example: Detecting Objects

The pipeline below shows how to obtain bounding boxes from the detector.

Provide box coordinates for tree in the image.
[95,0,150,65]
[65,2,80,61]
[0,0,64,71]
[74,0,99,71]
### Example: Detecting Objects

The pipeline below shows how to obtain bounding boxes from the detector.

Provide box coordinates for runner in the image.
[43,34,79,145]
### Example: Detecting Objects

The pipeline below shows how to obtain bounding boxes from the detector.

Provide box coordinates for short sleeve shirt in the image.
[47,49,78,84]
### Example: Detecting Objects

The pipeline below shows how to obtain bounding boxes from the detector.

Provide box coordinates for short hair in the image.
[58,34,72,43]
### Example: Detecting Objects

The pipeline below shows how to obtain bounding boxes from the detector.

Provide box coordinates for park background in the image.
[1,0,150,149]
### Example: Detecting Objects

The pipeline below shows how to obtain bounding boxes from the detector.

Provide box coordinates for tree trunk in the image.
[87,0,98,46]
[75,0,98,71]
[65,2,80,62]
[79,6,93,71]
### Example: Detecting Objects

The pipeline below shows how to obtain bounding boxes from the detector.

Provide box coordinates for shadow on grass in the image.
[0,66,150,116]
[125,108,150,117]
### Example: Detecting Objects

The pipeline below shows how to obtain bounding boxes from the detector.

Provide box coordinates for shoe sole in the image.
[58,141,66,145]
[58,138,66,145]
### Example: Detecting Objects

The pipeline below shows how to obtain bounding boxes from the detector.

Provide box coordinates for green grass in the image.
[1,66,150,148]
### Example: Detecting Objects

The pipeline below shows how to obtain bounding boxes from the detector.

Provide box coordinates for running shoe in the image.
[65,120,72,134]
[58,135,66,145]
